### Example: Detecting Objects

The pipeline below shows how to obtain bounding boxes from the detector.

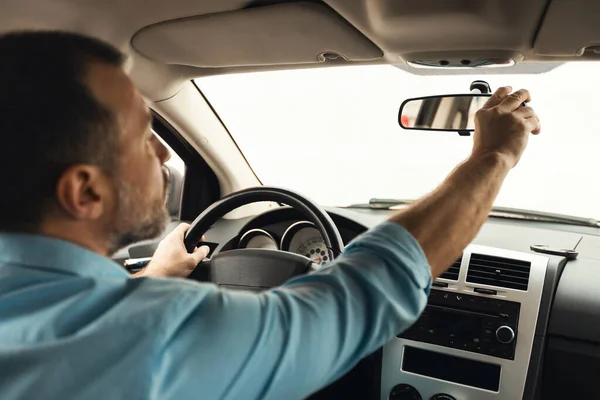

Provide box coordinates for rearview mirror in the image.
[399,94,491,134]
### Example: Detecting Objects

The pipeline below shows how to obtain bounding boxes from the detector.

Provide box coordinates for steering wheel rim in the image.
[184,186,344,258]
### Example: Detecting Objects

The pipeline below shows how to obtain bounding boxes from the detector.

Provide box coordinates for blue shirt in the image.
[0,222,431,400]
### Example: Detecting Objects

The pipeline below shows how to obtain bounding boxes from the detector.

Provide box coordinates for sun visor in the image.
[131,2,383,68]
[535,0,600,56]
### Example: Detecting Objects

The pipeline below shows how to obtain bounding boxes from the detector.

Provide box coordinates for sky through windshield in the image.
[196,63,600,219]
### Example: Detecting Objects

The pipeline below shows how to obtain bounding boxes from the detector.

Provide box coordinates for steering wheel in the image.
[183,186,344,290]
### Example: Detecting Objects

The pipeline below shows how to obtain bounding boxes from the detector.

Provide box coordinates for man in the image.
[0,31,540,400]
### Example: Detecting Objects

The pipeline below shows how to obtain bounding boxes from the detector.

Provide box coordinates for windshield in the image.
[195,63,600,219]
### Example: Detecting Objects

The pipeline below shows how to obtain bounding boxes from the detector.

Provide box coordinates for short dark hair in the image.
[0,31,125,232]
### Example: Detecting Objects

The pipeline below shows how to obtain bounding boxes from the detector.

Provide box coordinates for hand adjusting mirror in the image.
[398,80,496,136]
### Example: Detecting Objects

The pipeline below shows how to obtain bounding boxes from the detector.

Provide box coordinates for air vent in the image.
[467,254,531,291]
[440,257,462,280]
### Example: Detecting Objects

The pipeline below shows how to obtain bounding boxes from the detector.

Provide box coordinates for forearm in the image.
[390,152,512,277]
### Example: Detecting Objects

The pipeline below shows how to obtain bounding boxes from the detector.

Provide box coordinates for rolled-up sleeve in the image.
[151,222,431,400]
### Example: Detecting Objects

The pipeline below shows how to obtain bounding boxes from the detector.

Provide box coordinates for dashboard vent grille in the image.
[467,254,531,291]
[440,257,462,280]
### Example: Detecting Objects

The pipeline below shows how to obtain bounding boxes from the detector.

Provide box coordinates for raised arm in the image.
[391,87,540,276]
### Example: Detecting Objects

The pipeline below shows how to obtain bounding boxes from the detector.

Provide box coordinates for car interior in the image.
[3,0,600,399]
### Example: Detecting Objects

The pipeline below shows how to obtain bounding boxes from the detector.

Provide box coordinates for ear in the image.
[55,165,115,221]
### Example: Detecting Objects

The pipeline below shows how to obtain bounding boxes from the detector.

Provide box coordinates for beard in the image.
[107,169,170,255]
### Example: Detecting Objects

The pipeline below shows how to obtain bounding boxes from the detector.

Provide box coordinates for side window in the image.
[164,142,186,177]
[152,116,220,221]
[156,132,185,220]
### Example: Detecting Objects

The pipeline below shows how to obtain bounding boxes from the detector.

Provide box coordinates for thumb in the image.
[190,245,210,265]
[172,223,191,240]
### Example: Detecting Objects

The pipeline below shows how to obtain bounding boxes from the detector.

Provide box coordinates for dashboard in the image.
[217,207,367,266]
[238,221,332,265]
[118,205,600,400]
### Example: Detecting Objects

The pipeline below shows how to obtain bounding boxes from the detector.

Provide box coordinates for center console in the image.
[381,245,549,400]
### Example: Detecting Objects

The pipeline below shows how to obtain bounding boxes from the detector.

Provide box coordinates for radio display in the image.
[402,346,501,391]
[428,306,483,340]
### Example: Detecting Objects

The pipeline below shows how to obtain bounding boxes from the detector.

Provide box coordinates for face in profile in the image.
[111,162,171,252]
[86,61,172,253]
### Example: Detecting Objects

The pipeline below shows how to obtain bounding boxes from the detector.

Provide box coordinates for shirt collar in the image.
[0,233,130,279]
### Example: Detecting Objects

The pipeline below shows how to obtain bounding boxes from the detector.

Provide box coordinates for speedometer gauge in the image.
[238,229,278,250]
[281,221,330,265]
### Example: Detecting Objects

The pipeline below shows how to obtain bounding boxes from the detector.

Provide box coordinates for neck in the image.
[38,220,111,256]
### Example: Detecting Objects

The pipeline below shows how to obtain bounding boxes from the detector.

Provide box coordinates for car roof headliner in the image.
[2,0,599,100]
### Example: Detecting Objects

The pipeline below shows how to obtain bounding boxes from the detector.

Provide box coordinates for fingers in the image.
[483,86,512,108]
[191,245,210,265]
[514,106,541,134]
[513,106,536,118]
[526,116,542,135]
[171,223,191,240]
[498,89,531,112]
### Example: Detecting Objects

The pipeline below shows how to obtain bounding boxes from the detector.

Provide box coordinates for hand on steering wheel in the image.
[184,187,344,290]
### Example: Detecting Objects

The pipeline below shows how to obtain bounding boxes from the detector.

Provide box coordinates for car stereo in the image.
[380,245,549,400]
[398,290,520,360]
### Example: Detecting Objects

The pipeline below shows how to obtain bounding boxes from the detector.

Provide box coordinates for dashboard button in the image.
[389,384,422,400]
[496,326,516,344]
[474,287,497,295]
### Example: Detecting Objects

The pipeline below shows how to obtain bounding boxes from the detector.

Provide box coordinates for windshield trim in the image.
[191,80,263,186]
[346,199,600,228]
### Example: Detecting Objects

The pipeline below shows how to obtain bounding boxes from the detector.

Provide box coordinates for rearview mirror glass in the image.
[399,94,491,132]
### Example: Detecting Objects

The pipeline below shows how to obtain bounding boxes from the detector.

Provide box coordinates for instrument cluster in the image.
[238,221,330,265]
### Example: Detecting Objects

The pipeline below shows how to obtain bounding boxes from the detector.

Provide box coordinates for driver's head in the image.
[0,31,171,254]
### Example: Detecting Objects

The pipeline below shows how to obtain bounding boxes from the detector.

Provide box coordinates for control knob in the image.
[389,384,422,400]
[496,325,515,344]
[430,395,456,400]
